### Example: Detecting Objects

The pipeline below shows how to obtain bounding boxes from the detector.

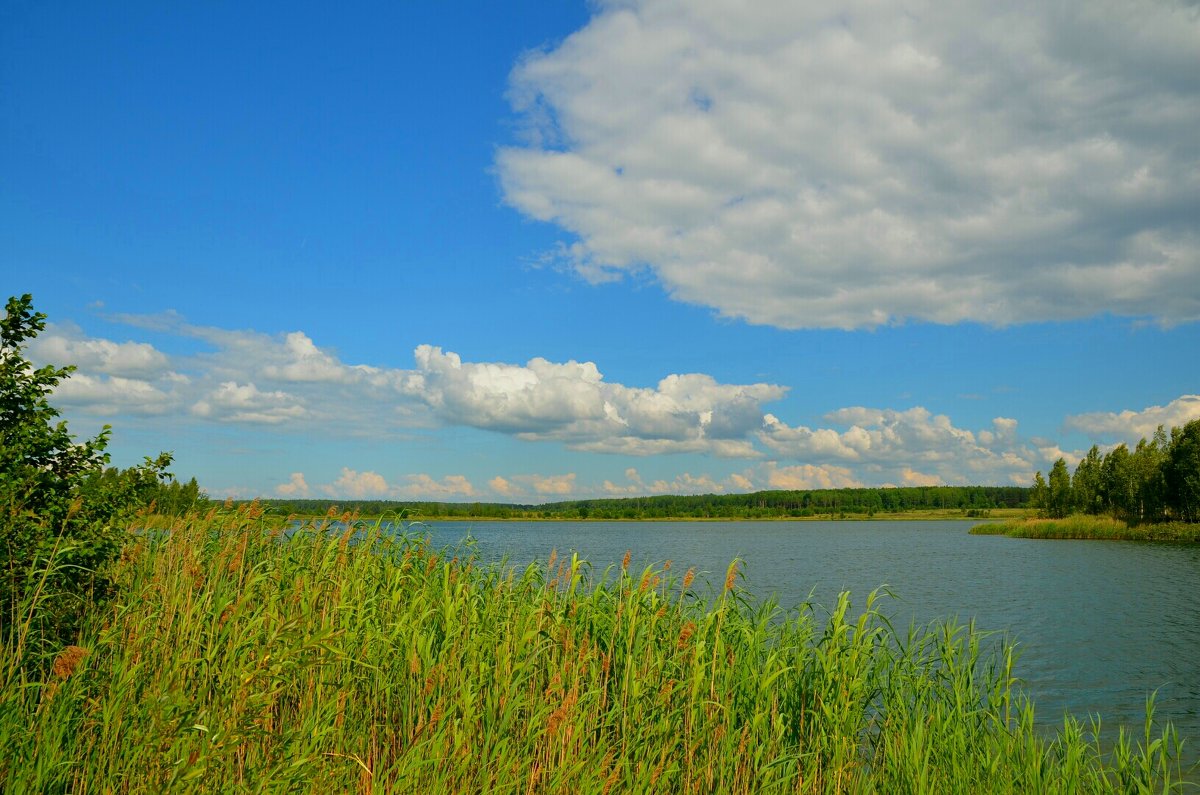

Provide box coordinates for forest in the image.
[261,485,1029,520]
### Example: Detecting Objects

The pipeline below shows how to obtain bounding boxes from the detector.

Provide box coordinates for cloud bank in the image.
[498,0,1200,329]
[32,315,1198,496]
[1065,395,1200,442]
[411,344,784,456]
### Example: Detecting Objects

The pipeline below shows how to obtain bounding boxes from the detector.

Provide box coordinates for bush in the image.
[0,294,169,653]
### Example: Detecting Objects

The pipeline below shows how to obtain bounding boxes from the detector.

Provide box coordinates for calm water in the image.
[406,519,1200,758]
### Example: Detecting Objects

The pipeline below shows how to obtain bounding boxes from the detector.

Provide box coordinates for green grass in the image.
[972,515,1200,542]
[2,505,1191,792]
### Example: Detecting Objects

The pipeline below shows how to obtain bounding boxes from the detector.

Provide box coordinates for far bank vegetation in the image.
[973,420,1200,541]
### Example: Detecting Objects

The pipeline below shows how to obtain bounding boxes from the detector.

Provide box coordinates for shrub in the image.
[0,294,169,654]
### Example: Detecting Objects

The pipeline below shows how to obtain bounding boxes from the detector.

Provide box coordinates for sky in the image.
[2,1,1198,502]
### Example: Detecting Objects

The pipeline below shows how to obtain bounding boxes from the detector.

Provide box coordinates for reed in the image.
[972,516,1200,542]
[1,505,1190,792]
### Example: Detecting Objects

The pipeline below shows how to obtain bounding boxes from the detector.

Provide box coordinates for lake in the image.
[405,518,1200,761]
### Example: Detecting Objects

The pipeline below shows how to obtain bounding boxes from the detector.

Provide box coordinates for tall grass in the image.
[972,516,1200,542]
[1,505,1190,792]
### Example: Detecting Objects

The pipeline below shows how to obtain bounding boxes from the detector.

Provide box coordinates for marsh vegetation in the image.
[1,508,1191,792]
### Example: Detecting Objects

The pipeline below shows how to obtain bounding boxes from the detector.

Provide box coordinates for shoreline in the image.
[280,510,1025,524]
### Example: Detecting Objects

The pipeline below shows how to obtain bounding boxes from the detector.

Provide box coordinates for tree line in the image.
[263,485,1029,521]
[1031,420,1200,523]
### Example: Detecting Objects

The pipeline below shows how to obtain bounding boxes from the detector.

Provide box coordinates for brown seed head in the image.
[52,645,88,680]
[724,562,739,592]
[621,550,631,572]
[678,621,695,649]
[683,568,696,590]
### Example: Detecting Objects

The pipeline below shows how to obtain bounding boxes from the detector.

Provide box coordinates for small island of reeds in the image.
[971,515,1200,542]
[2,506,1190,793]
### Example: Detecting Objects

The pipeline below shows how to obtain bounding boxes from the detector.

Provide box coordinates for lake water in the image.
[405,519,1200,760]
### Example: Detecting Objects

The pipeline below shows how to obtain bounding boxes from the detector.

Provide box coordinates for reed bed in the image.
[1,505,1190,793]
[972,516,1200,542]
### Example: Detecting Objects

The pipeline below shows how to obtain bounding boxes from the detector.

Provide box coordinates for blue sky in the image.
[4,1,1198,501]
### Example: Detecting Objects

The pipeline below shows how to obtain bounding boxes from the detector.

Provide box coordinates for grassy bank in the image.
[972,515,1200,542]
[2,507,1190,792]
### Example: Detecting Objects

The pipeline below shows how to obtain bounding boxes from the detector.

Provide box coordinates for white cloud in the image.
[29,325,185,416]
[499,0,1200,329]
[1064,394,1200,443]
[52,373,177,416]
[276,472,311,497]
[324,467,390,498]
[31,325,172,377]
[191,381,308,425]
[760,408,1035,484]
[33,315,784,452]
[602,467,729,495]
[394,474,477,499]
[260,331,370,383]
[39,313,1191,490]
[761,462,864,491]
[898,467,941,487]
[488,476,515,497]
[528,473,576,496]
[485,472,577,499]
[413,344,784,456]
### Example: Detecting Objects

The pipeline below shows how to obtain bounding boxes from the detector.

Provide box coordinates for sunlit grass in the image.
[972,516,1200,542]
[2,505,1190,792]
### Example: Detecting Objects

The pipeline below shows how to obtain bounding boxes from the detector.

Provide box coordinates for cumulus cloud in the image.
[527,473,576,496]
[276,472,311,497]
[324,467,390,498]
[31,324,172,376]
[33,314,788,453]
[485,473,577,499]
[489,476,515,497]
[1065,394,1200,442]
[28,325,186,416]
[760,408,1035,484]
[499,0,1200,329]
[898,467,942,487]
[191,382,307,425]
[761,462,864,490]
[52,373,177,416]
[602,467,729,495]
[413,345,784,455]
[40,312,1185,489]
[394,474,477,499]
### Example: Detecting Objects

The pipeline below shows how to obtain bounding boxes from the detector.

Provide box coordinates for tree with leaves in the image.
[1072,445,1103,515]
[1046,458,1072,519]
[1165,419,1200,523]
[1030,471,1048,516]
[1,294,170,648]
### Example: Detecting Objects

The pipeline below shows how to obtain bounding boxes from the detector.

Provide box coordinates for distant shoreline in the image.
[278,509,1026,524]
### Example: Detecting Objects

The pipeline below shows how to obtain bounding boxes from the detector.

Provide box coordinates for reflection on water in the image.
[400,519,1200,761]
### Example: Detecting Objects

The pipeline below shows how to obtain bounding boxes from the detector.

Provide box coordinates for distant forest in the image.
[258,485,1029,521]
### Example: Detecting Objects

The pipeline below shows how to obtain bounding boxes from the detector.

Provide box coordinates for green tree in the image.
[1072,445,1103,515]
[1046,458,1072,519]
[1101,444,1135,520]
[1030,471,1048,516]
[1164,419,1200,523]
[1,294,169,648]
